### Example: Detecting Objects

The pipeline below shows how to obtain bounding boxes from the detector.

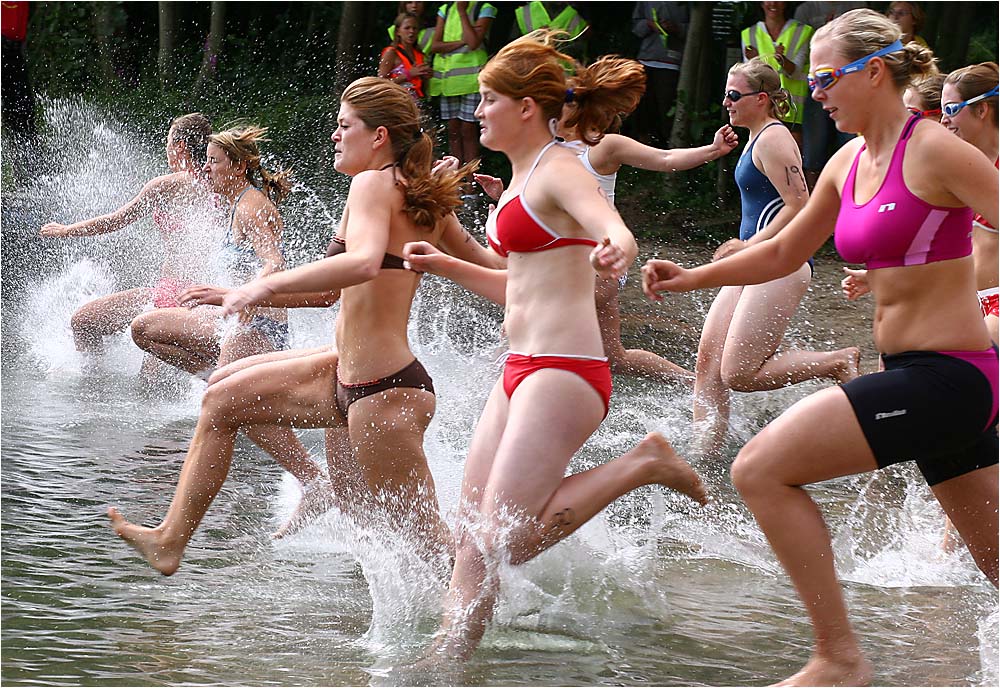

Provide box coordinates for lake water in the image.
[2,99,996,687]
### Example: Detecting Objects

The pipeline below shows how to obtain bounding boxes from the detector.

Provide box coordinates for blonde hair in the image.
[341,77,474,228]
[480,30,645,146]
[813,8,937,90]
[209,125,292,205]
[728,58,792,120]
[945,62,999,125]
[169,112,212,167]
[908,73,946,112]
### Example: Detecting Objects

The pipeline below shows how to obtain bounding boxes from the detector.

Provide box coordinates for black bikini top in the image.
[325,235,407,270]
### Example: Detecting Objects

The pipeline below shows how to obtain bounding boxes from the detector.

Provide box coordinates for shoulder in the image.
[348,169,402,209]
[756,123,797,156]
[907,117,985,173]
[237,189,280,223]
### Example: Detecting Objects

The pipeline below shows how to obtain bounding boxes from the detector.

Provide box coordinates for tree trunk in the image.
[158,1,176,90]
[668,2,710,149]
[92,2,117,85]
[195,1,227,94]
[943,3,976,71]
[335,1,373,93]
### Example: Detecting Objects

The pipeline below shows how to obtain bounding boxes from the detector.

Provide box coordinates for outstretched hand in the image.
[402,240,444,274]
[841,267,871,301]
[220,281,274,318]
[589,237,629,280]
[712,238,747,262]
[179,284,230,307]
[713,125,740,157]
[474,173,504,201]
[642,259,697,299]
[432,156,461,176]
[40,223,71,238]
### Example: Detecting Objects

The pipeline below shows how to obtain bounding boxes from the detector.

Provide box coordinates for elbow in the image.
[356,261,381,283]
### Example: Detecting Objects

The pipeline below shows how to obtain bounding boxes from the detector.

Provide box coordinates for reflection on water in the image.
[2,100,996,687]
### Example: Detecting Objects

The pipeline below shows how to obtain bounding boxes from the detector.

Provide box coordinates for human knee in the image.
[130,313,155,349]
[200,380,243,424]
[730,439,771,497]
[720,359,757,392]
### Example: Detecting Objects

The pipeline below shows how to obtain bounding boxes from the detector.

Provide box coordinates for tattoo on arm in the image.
[785,165,807,192]
[549,507,576,530]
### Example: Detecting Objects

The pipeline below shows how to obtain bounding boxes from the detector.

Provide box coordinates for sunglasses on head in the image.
[942,86,1000,117]
[907,106,941,118]
[807,39,904,92]
[725,89,764,102]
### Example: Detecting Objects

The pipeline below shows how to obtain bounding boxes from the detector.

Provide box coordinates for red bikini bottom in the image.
[502,352,612,417]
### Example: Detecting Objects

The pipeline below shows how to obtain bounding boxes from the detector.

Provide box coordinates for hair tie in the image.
[565,88,576,103]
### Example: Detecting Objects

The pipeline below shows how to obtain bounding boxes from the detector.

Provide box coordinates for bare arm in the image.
[931,130,1000,228]
[180,284,340,309]
[745,127,809,245]
[458,2,492,50]
[40,173,181,237]
[644,163,842,296]
[403,241,508,305]
[239,198,287,279]
[430,15,464,54]
[220,172,393,315]
[595,127,738,175]
[436,212,507,269]
[378,47,400,80]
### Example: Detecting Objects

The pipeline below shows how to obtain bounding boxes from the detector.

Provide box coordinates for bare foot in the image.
[108,507,182,576]
[773,653,873,686]
[272,478,335,540]
[637,432,709,506]
[832,347,862,384]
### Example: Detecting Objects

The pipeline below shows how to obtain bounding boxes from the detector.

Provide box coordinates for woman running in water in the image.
[694,57,860,458]
[474,54,741,385]
[129,126,292,377]
[108,78,478,575]
[644,10,998,685]
[942,63,999,344]
[402,31,707,662]
[39,113,213,355]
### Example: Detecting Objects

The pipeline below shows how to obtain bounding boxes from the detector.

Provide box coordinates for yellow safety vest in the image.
[387,24,435,55]
[741,20,814,125]
[429,2,494,97]
[515,2,587,38]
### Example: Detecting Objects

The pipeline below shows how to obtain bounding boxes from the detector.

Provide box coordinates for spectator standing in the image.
[794,1,867,189]
[380,12,432,103]
[429,1,497,167]
[387,1,436,55]
[631,2,688,147]
[886,1,929,48]
[741,1,813,147]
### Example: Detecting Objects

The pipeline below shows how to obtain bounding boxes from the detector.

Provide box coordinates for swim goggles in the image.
[807,39,904,92]
[942,86,1000,117]
[907,106,941,118]
[725,89,764,102]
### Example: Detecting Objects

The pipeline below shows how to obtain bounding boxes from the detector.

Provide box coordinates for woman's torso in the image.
[735,121,786,242]
[225,187,287,323]
[831,116,988,353]
[486,142,606,357]
[154,172,220,283]
[334,170,437,382]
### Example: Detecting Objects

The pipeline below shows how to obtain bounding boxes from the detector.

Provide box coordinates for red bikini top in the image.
[485,140,600,258]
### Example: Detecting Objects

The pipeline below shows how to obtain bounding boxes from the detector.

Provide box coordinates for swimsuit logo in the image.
[875,409,907,420]
[878,203,897,213]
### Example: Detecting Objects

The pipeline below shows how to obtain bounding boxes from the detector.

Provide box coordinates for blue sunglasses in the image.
[942,86,1000,117]
[807,39,904,92]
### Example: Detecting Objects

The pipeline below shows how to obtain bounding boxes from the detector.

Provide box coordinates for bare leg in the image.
[215,325,329,538]
[596,277,694,385]
[130,306,220,374]
[71,288,151,351]
[730,386,877,687]
[721,266,861,392]
[433,370,705,660]
[931,465,999,585]
[347,388,452,561]
[108,350,343,575]
[693,285,742,456]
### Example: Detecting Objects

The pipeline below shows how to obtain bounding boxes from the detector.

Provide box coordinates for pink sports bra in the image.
[485,140,600,258]
[834,115,973,269]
